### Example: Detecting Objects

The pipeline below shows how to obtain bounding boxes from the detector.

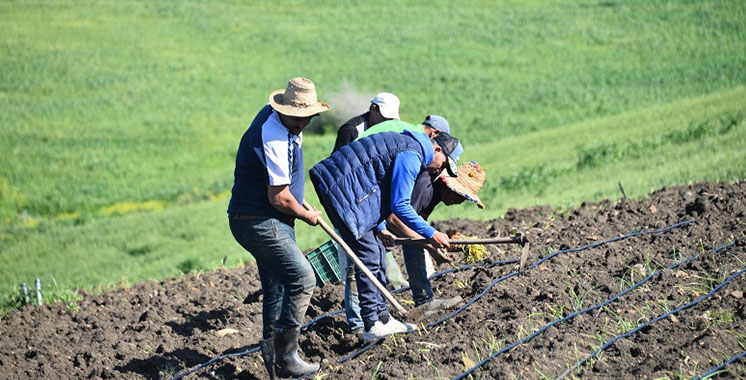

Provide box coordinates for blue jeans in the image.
[403,245,433,306]
[229,217,316,339]
[338,246,364,331]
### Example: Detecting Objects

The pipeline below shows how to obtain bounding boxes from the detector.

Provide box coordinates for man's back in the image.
[357,119,424,140]
[332,112,368,153]
[310,131,431,239]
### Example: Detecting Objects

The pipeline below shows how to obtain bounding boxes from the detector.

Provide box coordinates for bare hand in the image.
[430,248,452,265]
[423,243,452,265]
[429,231,450,249]
[377,229,397,248]
[303,208,322,226]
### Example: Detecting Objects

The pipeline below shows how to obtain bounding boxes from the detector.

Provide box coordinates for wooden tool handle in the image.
[393,236,524,246]
[302,200,407,316]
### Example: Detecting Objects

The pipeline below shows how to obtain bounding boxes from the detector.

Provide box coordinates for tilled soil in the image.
[2,181,746,380]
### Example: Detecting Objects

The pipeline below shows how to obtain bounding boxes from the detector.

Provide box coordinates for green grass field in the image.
[1,0,745,310]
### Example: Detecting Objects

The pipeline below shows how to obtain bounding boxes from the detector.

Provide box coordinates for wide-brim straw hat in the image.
[269,77,331,117]
[439,160,486,209]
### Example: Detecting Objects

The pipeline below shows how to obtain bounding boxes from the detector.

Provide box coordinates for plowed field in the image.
[2,181,745,380]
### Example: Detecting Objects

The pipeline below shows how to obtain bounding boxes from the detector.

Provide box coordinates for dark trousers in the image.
[326,213,389,324]
[229,217,316,339]
[403,245,433,306]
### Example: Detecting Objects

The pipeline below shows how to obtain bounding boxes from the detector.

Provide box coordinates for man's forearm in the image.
[390,152,436,238]
[386,214,423,239]
[387,214,441,254]
[268,185,306,220]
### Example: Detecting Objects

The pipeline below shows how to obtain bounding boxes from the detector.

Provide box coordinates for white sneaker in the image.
[362,317,417,342]
[385,317,417,333]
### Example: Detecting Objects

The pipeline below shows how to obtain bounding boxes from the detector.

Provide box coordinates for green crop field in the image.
[1,0,745,311]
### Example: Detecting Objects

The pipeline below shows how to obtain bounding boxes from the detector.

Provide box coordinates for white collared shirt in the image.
[262,109,302,186]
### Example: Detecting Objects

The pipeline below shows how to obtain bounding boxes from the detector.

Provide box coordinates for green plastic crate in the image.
[306,240,342,286]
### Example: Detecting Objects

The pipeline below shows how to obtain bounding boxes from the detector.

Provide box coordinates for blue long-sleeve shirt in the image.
[386,150,437,238]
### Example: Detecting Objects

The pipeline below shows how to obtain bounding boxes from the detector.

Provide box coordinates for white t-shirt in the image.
[262,109,302,186]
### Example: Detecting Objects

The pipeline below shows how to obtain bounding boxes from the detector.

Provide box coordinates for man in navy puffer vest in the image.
[309,129,461,341]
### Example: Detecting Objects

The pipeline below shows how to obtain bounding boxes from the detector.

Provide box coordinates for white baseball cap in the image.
[370,92,400,120]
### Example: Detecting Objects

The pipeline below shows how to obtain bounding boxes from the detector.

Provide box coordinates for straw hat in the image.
[269,77,331,117]
[439,160,486,209]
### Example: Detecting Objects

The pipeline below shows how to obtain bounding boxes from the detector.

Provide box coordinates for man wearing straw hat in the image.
[227,77,328,379]
[380,160,487,316]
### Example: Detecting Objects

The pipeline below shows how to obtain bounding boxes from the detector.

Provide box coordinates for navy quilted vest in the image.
[310,131,429,239]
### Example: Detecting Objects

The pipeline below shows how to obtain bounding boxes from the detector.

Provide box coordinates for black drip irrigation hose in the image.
[168,346,259,380]
[169,220,694,379]
[450,241,735,380]
[429,220,695,329]
[557,256,744,379]
[336,220,696,365]
[531,220,695,269]
[301,309,344,330]
[167,257,519,379]
[331,259,520,365]
[692,349,746,380]
[391,258,521,295]
[302,258,519,331]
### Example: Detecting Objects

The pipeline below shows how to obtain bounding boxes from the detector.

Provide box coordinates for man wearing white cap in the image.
[332,92,400,152]
[330,92,403,333]
[228,77,328,379]
[310,128,461,342]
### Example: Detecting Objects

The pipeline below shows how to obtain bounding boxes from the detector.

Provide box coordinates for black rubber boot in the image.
[274,327,320,378]
[260,335,276,380]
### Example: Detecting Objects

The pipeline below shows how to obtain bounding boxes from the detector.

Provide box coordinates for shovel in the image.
[302,201,408,317]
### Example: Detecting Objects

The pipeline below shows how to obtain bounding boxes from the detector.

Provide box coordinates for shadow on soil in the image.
[166,309,232,337]
[116,346,258,380]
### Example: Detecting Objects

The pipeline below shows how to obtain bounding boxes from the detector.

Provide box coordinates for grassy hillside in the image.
[2,88,744,309]
[1,0,745,219]
[1,0,745,307]
[439,86,746,219]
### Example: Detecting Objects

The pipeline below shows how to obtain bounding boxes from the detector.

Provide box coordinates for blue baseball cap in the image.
[422,115,450,134]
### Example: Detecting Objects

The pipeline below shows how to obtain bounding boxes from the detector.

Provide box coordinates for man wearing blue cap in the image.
[336,115,464,333]
[361,115,466,314]
[359,114,455,144]
[310,129,462,341]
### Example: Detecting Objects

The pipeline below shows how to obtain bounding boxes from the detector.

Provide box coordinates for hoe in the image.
[303,201,530,318]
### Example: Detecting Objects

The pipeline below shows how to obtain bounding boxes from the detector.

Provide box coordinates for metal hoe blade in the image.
[518,242,531,273]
